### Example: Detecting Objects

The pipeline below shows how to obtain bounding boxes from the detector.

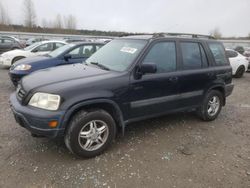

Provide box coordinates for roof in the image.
[40,40,67,44]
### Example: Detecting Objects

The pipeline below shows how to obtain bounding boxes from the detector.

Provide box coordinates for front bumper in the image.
[225,83,234,97]
[10,93,65,138]
[0,56,12,67]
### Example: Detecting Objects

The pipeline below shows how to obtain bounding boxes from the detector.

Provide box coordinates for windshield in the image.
[86,39,147,71]
[48,43,75,57]
[24,42,42,51]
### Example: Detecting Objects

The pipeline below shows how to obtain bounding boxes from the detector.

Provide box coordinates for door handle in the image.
[169,76,178,83]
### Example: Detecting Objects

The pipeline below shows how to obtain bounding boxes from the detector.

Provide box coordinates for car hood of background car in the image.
[21,63,114,92]
[2,49,30,57]
[13,55,52,66]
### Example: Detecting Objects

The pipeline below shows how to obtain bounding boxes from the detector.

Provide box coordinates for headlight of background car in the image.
[14,64,31,71]
[28,93,61,111]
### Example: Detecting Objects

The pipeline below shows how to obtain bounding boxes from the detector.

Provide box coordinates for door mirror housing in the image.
[140,63,157,74]
[64,54,72,61]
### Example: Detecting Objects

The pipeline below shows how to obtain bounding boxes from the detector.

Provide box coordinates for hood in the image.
[21,63,111,91]
[2,49,31,57]
[13,55,52,66]
[2,49,24,56]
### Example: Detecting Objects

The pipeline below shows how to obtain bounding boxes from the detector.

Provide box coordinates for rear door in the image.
[129,40,182,119]
[177,41,212,107]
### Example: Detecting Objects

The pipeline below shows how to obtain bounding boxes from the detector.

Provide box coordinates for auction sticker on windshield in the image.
[120,47,137,54]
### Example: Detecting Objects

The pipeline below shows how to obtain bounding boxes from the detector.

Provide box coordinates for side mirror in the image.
[64,54,72,61]
[140,63,157,74]
[32,49,38,53]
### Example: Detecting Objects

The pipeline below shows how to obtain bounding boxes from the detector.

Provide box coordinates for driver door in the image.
[128,41,181,119]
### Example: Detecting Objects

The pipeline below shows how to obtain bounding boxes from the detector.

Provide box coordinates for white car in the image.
[226,49,249,78]
[0,40,67,67]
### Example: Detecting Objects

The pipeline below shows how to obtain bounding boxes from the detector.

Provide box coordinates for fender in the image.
[61,98,126,135]
[204,83,226,105]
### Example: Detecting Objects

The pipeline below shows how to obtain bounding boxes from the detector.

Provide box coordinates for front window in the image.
[48,43,76,57]
[24,42,42,51]
[86,39,147,71]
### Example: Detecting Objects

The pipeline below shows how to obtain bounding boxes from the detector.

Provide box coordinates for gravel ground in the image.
[0,67,250,188]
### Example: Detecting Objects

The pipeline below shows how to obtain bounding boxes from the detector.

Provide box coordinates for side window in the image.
[181,42,202,69]
[34,43,53,52]
[208,43,228,65]
[68,46,81,58]
[226,50,238,58]
[82,45,95,58]
[142,42,176,73]
[55,43,64,50]
[95,45,103,51]
[200,44,208,67]
[3,39,13,44]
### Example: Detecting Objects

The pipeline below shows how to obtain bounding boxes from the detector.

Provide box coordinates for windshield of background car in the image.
[85,39,147,71]
[24,42,42,51]
[48,43,75,57]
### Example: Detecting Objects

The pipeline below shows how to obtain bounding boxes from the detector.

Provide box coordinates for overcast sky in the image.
[1,0,250,37]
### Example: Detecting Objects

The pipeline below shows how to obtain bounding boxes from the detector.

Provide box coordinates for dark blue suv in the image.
[9,42,104,86]
[10,34,234,158]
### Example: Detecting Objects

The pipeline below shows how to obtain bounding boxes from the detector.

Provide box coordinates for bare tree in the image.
[53,14,63,29]
[64,14,77,30]
[210,28,222,39]
[0,2,11,25]
[23,0,36,28]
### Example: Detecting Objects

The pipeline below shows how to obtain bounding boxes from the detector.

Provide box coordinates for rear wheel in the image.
[197,90,223,121]
[234,65,245,78]
[64,109,116,158]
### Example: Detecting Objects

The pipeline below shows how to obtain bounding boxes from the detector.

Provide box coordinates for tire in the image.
[197,90,223,121]
[12,56,25,65]
[64,109,116,158]
[234,65,245,78]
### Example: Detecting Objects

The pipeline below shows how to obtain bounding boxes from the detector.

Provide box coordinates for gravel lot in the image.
[0,66,250,188]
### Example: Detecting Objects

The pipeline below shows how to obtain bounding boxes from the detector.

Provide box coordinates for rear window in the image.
[208,42,228,65]
[226,50,238,58]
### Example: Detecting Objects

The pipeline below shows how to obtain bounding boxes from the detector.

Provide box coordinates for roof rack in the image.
[153,33,215,39]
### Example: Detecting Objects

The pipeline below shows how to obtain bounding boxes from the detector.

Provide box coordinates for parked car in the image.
[234,46,245,55]
[10,34,234,158]
[225,49,249,78]
[9,42,104,86]
[0,40,67,67]
[243,47,250,70]
[0,36,25,55]
[25,38,48,46]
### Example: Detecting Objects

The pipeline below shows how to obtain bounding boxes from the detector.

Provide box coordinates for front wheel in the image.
[64,109,116,158]
[197,90,223,121]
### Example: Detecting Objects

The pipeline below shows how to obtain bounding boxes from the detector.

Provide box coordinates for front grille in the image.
[16,85,26,102]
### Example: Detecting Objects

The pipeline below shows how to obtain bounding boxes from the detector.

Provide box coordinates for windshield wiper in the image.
[90,62,110,71]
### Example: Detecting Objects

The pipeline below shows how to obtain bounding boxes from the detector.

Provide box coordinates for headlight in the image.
[14,64,31,71]
[28,92,61,111]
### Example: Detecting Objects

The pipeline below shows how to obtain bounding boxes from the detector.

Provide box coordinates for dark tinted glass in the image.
[142,42,176,73]
[181,42,202,69]
[208,43,228,65]
[226,50,238,58]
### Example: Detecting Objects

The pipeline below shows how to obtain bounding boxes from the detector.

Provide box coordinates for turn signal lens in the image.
[48,120,58,128]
